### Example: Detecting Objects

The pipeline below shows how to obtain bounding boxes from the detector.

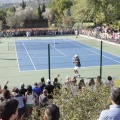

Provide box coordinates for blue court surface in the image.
[15,38,120,72]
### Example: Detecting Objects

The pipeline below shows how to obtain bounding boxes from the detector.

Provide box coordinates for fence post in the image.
[100,41,102,79]
[48,44,51,79]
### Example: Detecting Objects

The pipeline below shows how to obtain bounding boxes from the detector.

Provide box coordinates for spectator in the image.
[53,75,61,90]
[14,88,25,120]
[32,83,41,96]
[1,90,11,101]
[45,79,54,99]
[44,104,60,120]
[70,76,78,96]
[39,89,48,108]
[99,87,120,120]
[106,76,114,87]
[32,83,41,105]
[64,76,71,88]
[25,85,38,118]
[0,99,18,120]
[39,77,46,92]
[78,78,85,90]
[88,78,95,91]
[95,76,103,88]
[19,83,27,96]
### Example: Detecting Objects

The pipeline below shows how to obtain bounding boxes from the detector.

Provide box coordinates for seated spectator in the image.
[39,89,48,108]
[39,77,46,92]
[45,79,54,99]
[106,76,114,87]
[0,99,18,120]
[44,104,60,120]
[99,87,120,120]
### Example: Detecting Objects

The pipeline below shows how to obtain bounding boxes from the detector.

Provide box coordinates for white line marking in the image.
[64,39,120,64]
[31,54,98,59]
[14,41,20,72]
[50,44,67,56]
[21,40,36,70]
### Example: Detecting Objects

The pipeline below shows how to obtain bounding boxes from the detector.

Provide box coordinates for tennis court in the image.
[15,38,120,72]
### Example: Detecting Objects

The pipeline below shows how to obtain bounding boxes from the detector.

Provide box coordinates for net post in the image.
[100,41,102,79]
[48,44,51,79]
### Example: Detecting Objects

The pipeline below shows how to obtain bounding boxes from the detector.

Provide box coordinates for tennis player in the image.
[72,54,81,78]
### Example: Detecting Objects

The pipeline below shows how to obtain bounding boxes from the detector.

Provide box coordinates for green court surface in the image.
[0,35,120,90]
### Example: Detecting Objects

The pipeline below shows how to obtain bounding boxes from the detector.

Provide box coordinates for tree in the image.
[42,8,55,23]
[42,4,46,13]
[20,0,26,9]
[38,4,42,19]
[49,0,73,22]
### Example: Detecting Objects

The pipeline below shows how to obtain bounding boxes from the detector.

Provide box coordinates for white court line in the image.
[31,54,98,59]
[50,44,67,56]
[21,40,36,70]
[64,39,120,64]
[14,41,20,72]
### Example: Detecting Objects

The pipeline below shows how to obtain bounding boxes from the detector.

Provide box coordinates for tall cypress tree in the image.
[20,0,26,9]
[42,4,46,13]
[38,4,42,19]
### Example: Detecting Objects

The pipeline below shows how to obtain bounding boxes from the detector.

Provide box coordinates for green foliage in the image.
[30,85,112,120]
[49,0,73,22]
[0,10,6,21]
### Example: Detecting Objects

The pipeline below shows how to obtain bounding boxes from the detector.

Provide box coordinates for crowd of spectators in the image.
[79,26,120,44]
[0,74,115,120]
[0,29,75,37]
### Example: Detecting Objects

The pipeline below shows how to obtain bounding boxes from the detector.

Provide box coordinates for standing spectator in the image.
[99,87,120,120]
[19,83,27,96]
[39,89,48,108]
[106,76,114,87]
[88,78,95,91]
[44,104,60,120]
[75,29,78,38]
[39,77,46,92]
[32,83,41,96]
[53,75,61,90]
[95,76,103,88]
[45,79,54,99]
[32,83,41,105]
[25,85,38,118]
[0,99,18,120]
[72,55,81,78]
[70,77,78,96]
[78,78,85,90]
[14,88,25,120]
[64,76,71,88]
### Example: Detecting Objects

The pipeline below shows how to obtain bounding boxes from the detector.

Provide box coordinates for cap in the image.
[74,55,78,58]
[47,79,51,83]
